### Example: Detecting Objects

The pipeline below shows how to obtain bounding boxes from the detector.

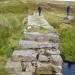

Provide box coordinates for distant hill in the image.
[0,0,22,6]
[0,0,75,6]
[20,0,75,4]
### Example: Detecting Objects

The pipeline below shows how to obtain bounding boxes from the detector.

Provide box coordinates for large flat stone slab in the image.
[24,32,59,42]
[19,40,59,49]
[5,59,22,73]
[12,50,37,62]
[27,14,54,30]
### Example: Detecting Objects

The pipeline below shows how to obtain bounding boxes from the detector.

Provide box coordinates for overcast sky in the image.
[56,0,75,1]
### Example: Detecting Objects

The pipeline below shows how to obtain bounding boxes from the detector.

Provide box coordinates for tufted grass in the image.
[0,13,27,75]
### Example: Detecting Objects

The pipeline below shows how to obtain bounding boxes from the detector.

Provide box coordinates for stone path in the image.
[5,13,63,75]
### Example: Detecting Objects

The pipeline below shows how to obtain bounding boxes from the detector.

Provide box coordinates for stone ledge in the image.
[19,40,59,49]
[12,50,37,62]
[24,32,59,42]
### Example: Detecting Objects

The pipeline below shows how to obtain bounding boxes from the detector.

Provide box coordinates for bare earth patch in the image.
[59,23,72,29]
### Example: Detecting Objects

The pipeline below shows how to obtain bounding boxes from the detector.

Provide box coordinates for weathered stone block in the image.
[19,40,59,49]
[12,50,37,62]
[5,59,22,73]
[24,32,59,42]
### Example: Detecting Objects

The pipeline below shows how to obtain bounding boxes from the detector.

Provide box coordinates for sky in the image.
[56,0,75,1]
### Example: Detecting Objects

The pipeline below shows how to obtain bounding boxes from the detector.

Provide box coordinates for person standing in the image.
[38,6,42,16]
[66,5,70,17]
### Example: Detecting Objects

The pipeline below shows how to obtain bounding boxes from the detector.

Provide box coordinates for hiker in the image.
[66,5,70,17]
[38,6,42,16]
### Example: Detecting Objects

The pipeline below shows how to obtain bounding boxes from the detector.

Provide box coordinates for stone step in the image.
[27,15,54,30]
[12,50,37,62]
[24,32,59,42]
[5,59,22,74]
[12,50,52,62]
[26,14,56,33]
[19,40,59,49]
[51,55,63,66]
[10,72,33,75]
[12,49,61,62]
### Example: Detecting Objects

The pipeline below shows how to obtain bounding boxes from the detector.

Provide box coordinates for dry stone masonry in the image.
[5,13,63,75]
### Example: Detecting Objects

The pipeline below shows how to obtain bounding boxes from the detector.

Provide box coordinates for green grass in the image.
[59,26,75,62]
[43,11,61,28]
[40,27,49,34]
[0,13,27,75]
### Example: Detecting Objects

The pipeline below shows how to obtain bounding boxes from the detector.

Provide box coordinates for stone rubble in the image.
[5,13,63,75]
